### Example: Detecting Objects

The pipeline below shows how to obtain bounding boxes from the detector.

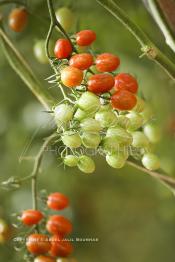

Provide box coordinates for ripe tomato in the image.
[111,90,137,110]
[54,39,72,59]
[46,215,72,236]
[96,53,120,72]
[34,255,56,262]
[26,234,51,255]
[8,7,28,32]
[21,210,43,226]
[50,235,73,257]
[76,30,96,46]
[47,192,69,211]
[56,7,75,32]
[61,66,83,88]
[114,73,138,93]
[88,73,114,94]
[69,53,94,70]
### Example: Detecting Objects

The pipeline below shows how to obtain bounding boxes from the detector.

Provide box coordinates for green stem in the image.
[96,0,175,81]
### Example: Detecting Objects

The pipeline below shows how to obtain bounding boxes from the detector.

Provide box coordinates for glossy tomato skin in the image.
[111,90,137,110]
[76,30,96,46]
[26,234,51,255]
[61,66,83,88]
[34,255,56,262]
[46,215,72,236]
[21,210,43,226]
[114,73,138,93]
[8,7,28,32]
[69,53,94,70]
[88,73,114,94]
[96,53,120,72]
[47,192,69,211]
[54,39,72,59]
[50,235,73,257]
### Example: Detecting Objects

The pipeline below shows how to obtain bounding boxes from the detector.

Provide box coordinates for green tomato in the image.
[78,155,95,174]
[54,104,73,127]
[77,91,101,114]
[126,112,143,131]
[74,108,95,121]
[106,153,126,169]
[98,104,113,112]
[64,155,78,167]
[95,110,117,128]
[142,153,160,170]
[102,137,120,153]
[132,97,145,113]
[56,7,75,32]
[143,123,161,143]
[80,118,102,132]
[116,115,130,129]
[140,105,153,124]
[132,131,149,148]
[81,132,101,148]
[33,40,54,64]
[106,126,133,145]
[62,131,81,148]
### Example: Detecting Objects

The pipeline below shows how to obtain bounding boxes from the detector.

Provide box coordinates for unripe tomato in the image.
[77,155,95,174]
[106,126,133,145]
[33,40,48,64]
[8,7,28,32]
[26,234,51,255]
[56,7,75,32]
[47,193,69,211]
[50,235,73,257]
[114,73,138,93]
[77,91,100,113]
[34,255,56,262]
[142,153,160,170]
[62,131,81,148]
[46,215,72,236]
[69,53,94,70]
[106,153,126,169]
[21,210,43,226]
[132,131,149,148]
[74,108,95,121]
[0,219,11,244]
[126,112,143,131]
[95,110,117,128]
[132,97,145,113]
[80,118,101,132]
[88,73,114,94]
[54,104,73,126]
[64,155,78,167]
[54,39,72,59]
[143,123,161,143]
[61,66,83,88]
[111,90,137,111]
[81,132,101,148]
[76,30,96,46]
[140,105,153,124]
[96,53,120,72]
[116,115,130,129]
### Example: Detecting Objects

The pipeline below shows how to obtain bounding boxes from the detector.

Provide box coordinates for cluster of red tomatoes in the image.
[54,29,138,111]
[20,192,75,262]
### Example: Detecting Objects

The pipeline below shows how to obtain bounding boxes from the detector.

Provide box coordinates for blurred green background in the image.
[0,0,175,261]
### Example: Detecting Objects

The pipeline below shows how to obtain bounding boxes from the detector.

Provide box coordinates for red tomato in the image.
[69,53,94,70]
[46,215,72,236]
[114,73,138,93]
[26,234,51,255]
[21,210,43,226]
[76,30,96,46]
[8,7,28,32]
[111,90,137,110]
[50,235,73,257]
[96,53,120,72]
[34,255,56,262]
[61,66,83,87]
[88,73,114,94]
[54,39,72,59]
[47,192,69,211]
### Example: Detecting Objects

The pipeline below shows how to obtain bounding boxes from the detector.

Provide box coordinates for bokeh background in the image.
[0,0,175,261]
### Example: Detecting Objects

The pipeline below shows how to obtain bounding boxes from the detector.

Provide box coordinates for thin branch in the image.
[96,0,175,81]
[146,0,175,52]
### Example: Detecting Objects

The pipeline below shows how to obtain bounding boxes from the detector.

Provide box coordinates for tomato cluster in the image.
[51,29,161,173]
[20,192,74,260]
